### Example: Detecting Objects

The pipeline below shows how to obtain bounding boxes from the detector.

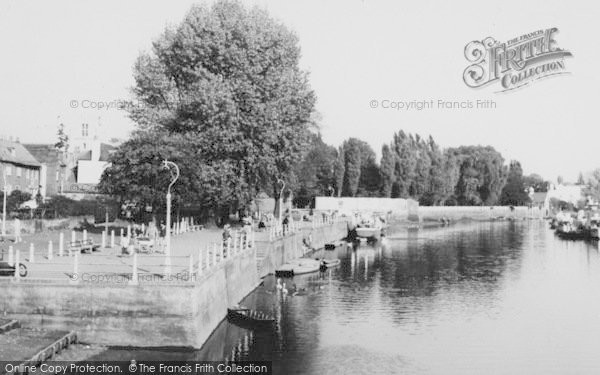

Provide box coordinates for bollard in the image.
[120,228,124,238]
[227,238,231,257]
[59,233,64,257]
[29,243,35,263]
[252,230,256,248]
[110,230,115,248]
[130,253,139,285]
[213,243,217,263]
[14,250,20,281]
[164,254,172,276]
[48,241,53,260]
[141,223,145,235]
[101,231,106,248]
[71,230,76,243]
[239,234,244,251]
[83,229,88,242]
[233,233,238,253]
[73,253,79,279]
[188,255,194,282]
[127,225,131,239]
[8,246,14,266]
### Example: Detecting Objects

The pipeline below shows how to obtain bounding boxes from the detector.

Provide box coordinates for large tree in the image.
[499,160,530,206]
[104,1,315,219]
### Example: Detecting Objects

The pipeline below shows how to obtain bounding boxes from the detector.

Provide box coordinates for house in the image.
[0,138,43,197]
[23,144,68,197]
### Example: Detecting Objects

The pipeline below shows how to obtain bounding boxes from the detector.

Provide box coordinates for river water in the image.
[97,221,600,374]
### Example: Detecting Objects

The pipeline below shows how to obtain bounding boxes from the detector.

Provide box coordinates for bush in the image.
[40,196,119,221]
[0,190,32,214]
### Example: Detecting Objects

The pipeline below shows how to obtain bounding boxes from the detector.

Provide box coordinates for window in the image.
[5,166,11,176]
[82,123,89,137]
[16,167,21,177]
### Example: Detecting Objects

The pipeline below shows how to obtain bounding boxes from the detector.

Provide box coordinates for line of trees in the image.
[292,131,548,208]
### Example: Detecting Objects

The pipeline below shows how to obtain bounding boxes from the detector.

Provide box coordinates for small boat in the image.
[324,240,344,250]
[227,306,275,328]
[355,226,381,239]
[317,258,340,271]
[275,258,320,277]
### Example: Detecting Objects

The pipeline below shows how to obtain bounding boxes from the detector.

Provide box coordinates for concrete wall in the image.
[0,247,258,348]
[418,206,545,221]
[315,197,412,213]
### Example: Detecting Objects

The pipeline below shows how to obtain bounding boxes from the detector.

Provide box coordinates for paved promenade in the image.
[0,222,307,282]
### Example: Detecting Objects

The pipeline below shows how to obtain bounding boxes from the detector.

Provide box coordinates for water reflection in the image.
[98,221,600,374]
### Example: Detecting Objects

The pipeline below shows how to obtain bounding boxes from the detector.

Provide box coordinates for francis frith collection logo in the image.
[463,28,573,92]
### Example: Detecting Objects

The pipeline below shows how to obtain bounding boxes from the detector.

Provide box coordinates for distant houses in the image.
[0,139,42,197]
[4,123,119,202]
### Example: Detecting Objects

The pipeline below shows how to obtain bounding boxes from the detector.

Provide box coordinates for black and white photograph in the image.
[0,0,598,374]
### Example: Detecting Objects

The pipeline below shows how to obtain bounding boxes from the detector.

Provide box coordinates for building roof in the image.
[0,139,41,167]
[76,143,116,162]
[23,144,65,166]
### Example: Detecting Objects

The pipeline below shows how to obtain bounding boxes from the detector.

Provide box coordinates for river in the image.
[94,221,600,374]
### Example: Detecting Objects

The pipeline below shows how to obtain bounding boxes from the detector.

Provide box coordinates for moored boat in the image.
[227,306,275,328]
[318,258,340,271]
[275,258,320,277]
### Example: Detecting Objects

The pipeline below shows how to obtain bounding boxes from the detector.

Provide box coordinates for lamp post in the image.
[163,160,180,257]
[277,178,285,223]
[2,166,6,238]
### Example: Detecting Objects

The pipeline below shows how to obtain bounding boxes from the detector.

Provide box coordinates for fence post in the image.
[29,243,35,263]
[101,231,106,248]
[14,250,20,281]
[59,233,64,257]
[110,230,115,248]
[48,241,53,260]
[130,253,139,285]
[8,246,14,266]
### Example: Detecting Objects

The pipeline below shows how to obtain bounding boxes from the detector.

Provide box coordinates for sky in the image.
[0,0,598,182]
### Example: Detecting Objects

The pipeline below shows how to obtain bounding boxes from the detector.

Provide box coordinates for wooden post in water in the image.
[83,229,88,242]
[110,230,115,248]
[213,243,217,263]
[206,244,211,268]
[101,231,106,248]
[48,241,53,260]
[29,243,34,263]
[59,233,64,257]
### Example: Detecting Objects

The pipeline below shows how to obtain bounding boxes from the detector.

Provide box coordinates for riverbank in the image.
[0,220,348,352]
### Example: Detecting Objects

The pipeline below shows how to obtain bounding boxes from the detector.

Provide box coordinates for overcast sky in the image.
[0,0,597,182]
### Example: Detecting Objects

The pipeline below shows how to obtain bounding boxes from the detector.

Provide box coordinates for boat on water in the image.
[275,258,320,277]
[317,258,340,271]
[227,306,275,328]
[324,240,344,250]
